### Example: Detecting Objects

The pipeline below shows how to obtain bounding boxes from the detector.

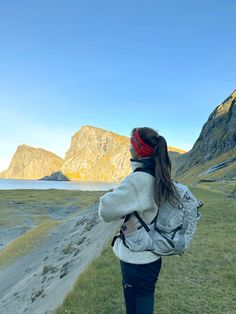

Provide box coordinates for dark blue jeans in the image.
[120,258,162,314]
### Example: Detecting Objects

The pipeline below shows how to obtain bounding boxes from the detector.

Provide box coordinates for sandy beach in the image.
[0,199,120,314]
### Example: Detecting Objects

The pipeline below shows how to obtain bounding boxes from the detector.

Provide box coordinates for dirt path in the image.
[0,202,120,314]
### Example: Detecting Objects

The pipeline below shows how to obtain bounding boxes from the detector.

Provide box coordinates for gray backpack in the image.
[119,182,203,256]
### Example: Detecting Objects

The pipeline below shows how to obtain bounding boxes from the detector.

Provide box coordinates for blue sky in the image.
[0,0,235,171]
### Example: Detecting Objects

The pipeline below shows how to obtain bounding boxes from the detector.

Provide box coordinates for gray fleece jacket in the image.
[99,160,160,264]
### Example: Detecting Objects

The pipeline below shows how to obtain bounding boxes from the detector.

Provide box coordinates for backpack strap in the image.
[133,211,150,232]
[133,167,158,232]
[111,214,132,248]
[133,211,158,232]
[111,167,156,248]
[111,230,130,248]
[111,212,156,248]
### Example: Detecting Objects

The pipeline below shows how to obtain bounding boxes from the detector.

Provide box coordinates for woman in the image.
[99,127,180,314]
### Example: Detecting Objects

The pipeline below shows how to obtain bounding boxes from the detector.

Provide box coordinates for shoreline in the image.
[0,178,117,191]
[0,189,105,254]
[0,200,120,314]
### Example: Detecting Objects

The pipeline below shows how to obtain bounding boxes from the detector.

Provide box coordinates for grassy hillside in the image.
[55,185,236,314]
[175,149,236,186]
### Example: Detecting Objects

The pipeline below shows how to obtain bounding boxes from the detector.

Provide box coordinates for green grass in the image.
[55,246,124,314]
[176,150,236,186]
[55,186,236,314]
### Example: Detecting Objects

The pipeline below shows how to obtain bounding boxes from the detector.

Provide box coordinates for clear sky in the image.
[0,0,235,171]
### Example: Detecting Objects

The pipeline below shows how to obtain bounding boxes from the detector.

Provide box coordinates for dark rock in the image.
[60,269,69,279]
[77,236,86,246]
[74,217,88,228]
[62,262,70,268]
[198,179,217,183]
[73,249,80,256]
[42,265,57,275]
[62,244,75,255]
[40,171,69,181]
[31,288,44,302]
[42,276,47,284]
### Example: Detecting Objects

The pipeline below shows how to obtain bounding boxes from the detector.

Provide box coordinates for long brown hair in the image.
[137,127,180,207]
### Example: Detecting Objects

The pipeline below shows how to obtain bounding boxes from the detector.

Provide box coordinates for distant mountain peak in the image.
[1,125,185,182]
[78,125,127,139]
[1,145,64,179]
[210,89,236,119]
[168,147,187,154]
[79,125,114,134]
[79,125,106,132]
[16,144,62,158]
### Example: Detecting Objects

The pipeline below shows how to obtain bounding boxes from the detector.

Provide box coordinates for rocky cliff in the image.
[175,89,236,176]
[59,125,184,182]
[0,126,185,182]
[60,126,132,182]
[1,145,64,179]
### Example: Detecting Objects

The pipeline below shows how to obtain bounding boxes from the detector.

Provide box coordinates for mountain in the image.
[59,125,184,182]
[174,89,236,179]
[0,126,185,182]
[59,125,131,182]
[0,145,64,179]
[176,149,236,187]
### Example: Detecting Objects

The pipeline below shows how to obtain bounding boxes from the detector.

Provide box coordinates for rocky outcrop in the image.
[60,126,132,182]
[1,145,64,179]
[60,125,184,182]
[40,171,69,181]
[0,126,185,182]
[176,90,236,176]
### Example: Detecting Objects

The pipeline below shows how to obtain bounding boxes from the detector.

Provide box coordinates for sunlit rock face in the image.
[1,145,64,179]
[175,90,236,176]
[60,125,185,182]
[0,125,185,182]
[60,125,131,182]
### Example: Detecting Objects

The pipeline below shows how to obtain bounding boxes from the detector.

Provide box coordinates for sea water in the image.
[0,179,117,191]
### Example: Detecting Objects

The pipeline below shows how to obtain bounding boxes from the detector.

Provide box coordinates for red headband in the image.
[130,129,154,157]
